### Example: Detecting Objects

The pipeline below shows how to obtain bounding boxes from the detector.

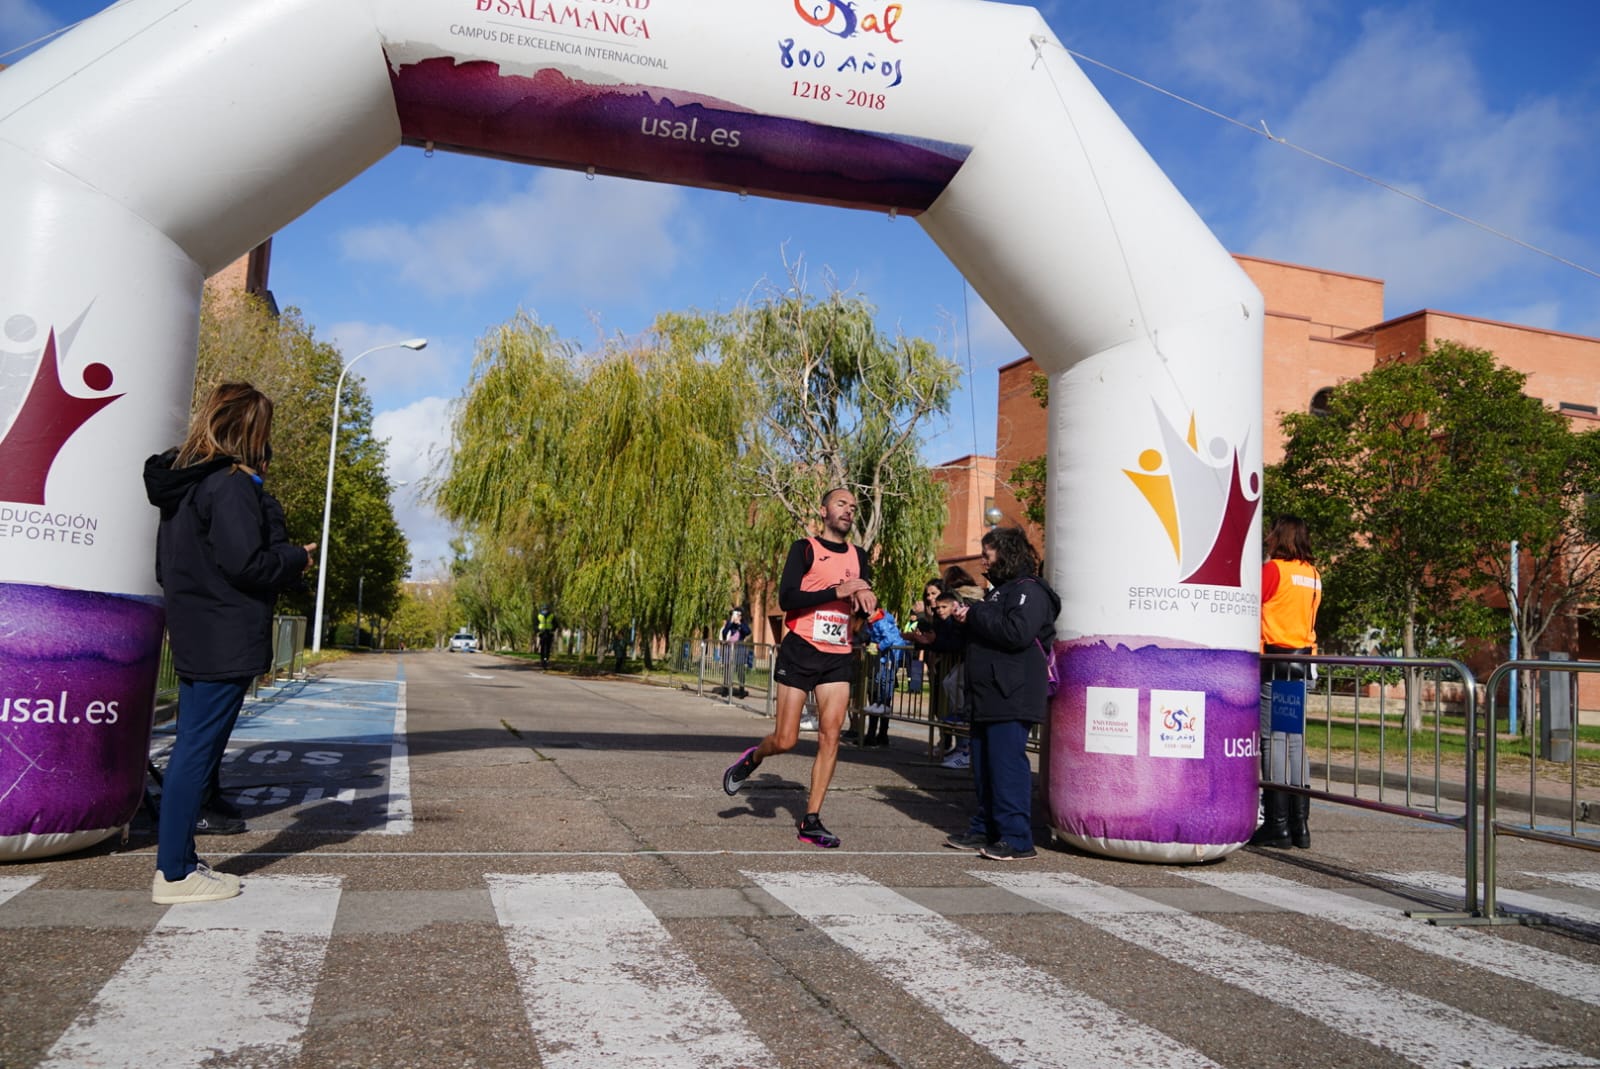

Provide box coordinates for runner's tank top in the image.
[785,537,860,654]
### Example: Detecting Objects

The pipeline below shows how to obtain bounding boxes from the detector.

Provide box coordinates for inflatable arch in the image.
[0,0,1262,862]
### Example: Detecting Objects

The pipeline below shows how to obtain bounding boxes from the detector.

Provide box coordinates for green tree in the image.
[437,312,749,661]
[1268,341,1600,725]
[385,582,457,651]
[722,266,960,613]
[195,290,409,633]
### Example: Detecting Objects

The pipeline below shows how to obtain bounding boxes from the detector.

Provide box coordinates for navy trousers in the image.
[970,719,1033,849]
[157,676,250,881]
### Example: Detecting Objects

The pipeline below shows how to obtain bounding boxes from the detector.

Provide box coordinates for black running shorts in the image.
[772,631,855,692]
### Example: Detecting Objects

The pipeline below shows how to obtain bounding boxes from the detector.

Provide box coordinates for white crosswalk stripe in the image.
[1377,870,1600,928]
[975,870,1596,1069]
[38,875,341,1069]
[487,872,772,1069]
[746,869,1219,1069]
[0,875,37,905]
[6,867,1599,1069]
[1178,869,1600,1007]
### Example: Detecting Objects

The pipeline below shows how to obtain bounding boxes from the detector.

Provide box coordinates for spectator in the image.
[719,607,752,698]
[946,526,1058,861]
[860,607,907,746]
[142,383,314,903]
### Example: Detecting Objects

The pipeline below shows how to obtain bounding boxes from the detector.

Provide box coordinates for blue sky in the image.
[6,1,1598,576]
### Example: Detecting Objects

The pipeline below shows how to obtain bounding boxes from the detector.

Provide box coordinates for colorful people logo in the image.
[0,309,122,506]
[1123,403,1259,587]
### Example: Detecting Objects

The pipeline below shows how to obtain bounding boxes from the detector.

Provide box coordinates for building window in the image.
[1559,401,1598,416]
[1310,387,1334,416]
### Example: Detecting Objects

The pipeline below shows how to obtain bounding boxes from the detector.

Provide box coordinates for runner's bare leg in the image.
[806,680,850,814]
[755,683,807,760]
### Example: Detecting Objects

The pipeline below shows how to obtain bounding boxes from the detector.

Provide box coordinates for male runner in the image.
[722,487,876,848]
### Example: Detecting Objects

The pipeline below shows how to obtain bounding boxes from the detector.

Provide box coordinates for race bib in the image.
[812,610,849,647]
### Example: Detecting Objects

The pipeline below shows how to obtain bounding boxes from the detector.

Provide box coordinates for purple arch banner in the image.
[0,0,1261,861]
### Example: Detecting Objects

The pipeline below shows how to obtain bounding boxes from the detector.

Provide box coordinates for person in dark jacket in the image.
[142,383,314,904]
[947,526,1059,861]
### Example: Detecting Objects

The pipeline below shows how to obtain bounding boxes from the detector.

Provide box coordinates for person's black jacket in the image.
[963,574,1061,724]
[143,449,309,680]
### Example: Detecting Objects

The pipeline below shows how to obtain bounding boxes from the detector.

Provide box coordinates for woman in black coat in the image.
[142,383,314,904]
[949,526,1059,861]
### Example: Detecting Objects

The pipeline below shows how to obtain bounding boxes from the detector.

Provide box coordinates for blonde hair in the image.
[176,382,273,470]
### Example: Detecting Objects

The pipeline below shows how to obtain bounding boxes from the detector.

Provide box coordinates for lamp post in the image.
[311,338,427,652]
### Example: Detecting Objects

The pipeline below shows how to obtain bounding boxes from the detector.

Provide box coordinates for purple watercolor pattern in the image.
[0,583,163,850]
[388,56,968,212]
[1049,639,1258,856]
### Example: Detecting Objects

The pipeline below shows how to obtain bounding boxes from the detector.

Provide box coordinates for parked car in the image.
[448,631,478,653]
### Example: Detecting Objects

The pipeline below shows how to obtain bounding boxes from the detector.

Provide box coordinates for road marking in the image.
[746,869,1218,1069]
[384,678,412,834]
[39,875,341,1069]
[1180,870,1600,1007]
[0,875,38,905]
[488,872,770,1069]
[976,870,1594,1069]
[1529,870,1600,892]
[1378,870,1600,928]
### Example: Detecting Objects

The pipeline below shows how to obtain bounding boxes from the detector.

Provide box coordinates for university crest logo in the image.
[0,311,123,506]
[1123,403,1259,587]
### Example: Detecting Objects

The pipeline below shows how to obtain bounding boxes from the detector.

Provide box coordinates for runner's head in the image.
[818,487,857,539]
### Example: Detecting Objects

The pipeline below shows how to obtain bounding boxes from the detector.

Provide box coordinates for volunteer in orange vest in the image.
[721,487,875,848]
[1252,515,1322,849]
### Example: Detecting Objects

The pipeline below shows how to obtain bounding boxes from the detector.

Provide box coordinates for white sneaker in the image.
[941,749,971,769]
[799,714,820,731]
[152,862,241,904]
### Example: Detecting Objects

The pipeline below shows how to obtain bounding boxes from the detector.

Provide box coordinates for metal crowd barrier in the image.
[1477,658,1600,924]
[1264,653,1483,918]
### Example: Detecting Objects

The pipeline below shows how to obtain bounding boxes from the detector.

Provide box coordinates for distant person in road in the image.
[144,383,314,904]
[722,487,876,849]
[946,526,1058,861]
[537,605,558,669]
[719,607,752,698]
[1253,515,1323,850]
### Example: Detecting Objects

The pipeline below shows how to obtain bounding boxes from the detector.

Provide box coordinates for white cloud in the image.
[1240,7,1587,319]
[1164,0,1328,102]
[338,169,690,301]
[374,396,458,577]
[324,320,468,410]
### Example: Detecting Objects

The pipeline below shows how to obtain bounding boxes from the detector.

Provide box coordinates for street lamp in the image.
[311,338,427,652]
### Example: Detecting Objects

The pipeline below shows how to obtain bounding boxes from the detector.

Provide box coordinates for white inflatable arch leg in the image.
[919,29,1265,861]
[0,0,1259,862]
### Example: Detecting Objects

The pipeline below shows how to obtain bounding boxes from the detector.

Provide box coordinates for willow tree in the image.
[436,312,748,659]
[195,289,407,627]
[721,266,959,614]
[435,314,581,647]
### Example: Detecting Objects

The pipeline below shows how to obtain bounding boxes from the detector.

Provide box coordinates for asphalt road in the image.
[3,650,1598,1069]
